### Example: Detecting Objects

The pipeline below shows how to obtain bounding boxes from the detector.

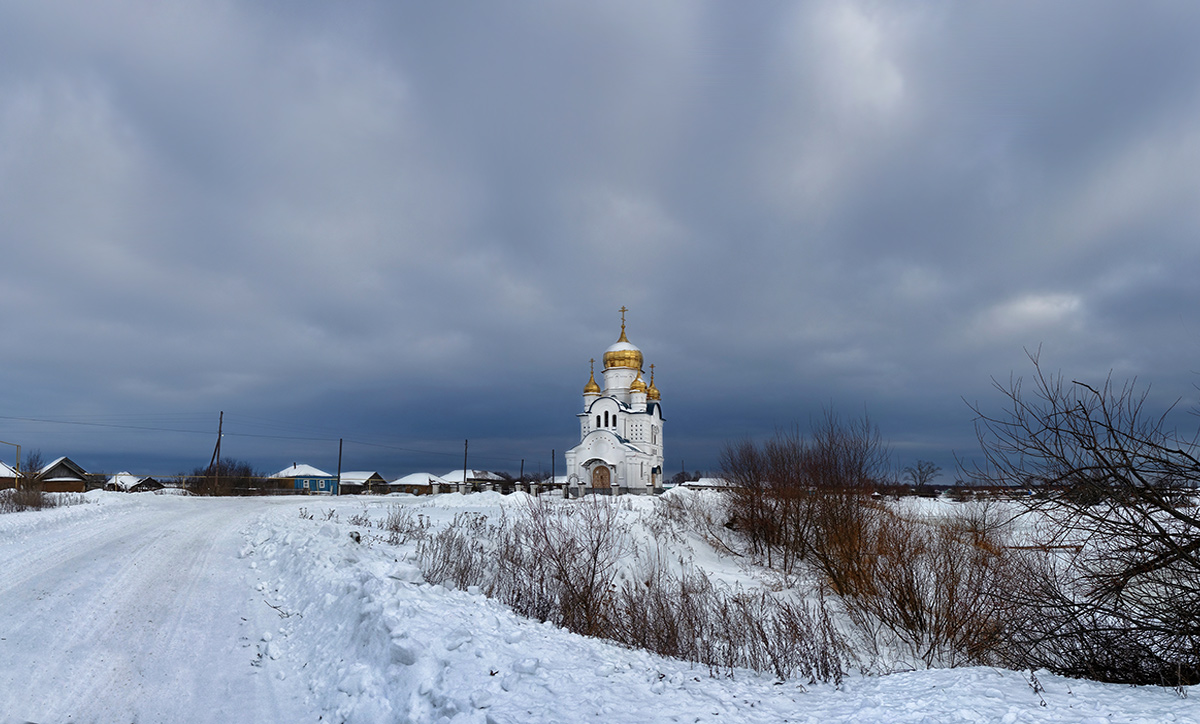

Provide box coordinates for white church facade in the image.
[565,308,664,496]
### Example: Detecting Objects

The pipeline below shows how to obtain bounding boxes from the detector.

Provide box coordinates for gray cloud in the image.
[2,1,1198,479]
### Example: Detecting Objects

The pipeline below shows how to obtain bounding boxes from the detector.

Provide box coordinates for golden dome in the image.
[602,308,643,370]
[630,373,647,394]
[583,358,601,395]
[647,364,660,401]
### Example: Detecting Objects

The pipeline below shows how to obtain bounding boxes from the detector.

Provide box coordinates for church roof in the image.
[602,308,643,370]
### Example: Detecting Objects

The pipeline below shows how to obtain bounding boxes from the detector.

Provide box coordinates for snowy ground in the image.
[0,491,1195,723]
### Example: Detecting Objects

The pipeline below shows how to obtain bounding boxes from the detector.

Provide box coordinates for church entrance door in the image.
[591,466,611,490]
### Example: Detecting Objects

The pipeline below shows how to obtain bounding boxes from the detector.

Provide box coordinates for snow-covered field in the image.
[0,490,1195,723]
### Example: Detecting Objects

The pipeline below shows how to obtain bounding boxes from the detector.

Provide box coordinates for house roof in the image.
[36,456,87,480]
[107,472,144,490]
[393,472,450,487]
[338,471,386,485]
[0,461,16,478]
[684,477,732,489]
[440,469,504,482]
[270,463,333,479]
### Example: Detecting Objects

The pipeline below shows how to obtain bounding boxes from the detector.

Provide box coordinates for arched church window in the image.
[596,415,601,428]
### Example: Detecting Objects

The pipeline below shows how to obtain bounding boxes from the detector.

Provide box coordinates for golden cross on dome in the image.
[617,305,630,342]
[649,363,655,381]
[590,358,595,374]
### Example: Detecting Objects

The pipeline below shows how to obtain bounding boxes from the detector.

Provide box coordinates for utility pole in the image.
[208,411,224,494]
[462,438,469,493]
[0,440,20,491]
[336,438,343,496]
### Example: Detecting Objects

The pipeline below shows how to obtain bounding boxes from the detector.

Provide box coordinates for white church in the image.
[565,308,665,495]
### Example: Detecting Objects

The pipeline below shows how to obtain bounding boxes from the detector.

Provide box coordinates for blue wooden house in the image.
[270,463,338,495]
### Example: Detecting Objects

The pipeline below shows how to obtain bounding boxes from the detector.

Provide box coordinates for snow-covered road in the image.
[0,495,310,723]
[1,492,1196,724]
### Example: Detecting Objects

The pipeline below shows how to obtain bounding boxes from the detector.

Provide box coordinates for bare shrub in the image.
[722,412,890,576]
[410,495,849,683]
[380,505,428,545]
[648,490,739,556]
[831,506,1015,669]
[186,458,266,496]
[493,496,624,636]
[416,512,494,590]
[0,488,86,513]
[609,556,848,683]
[970,353,1200,686]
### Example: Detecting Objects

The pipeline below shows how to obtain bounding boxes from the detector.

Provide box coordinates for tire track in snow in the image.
[0,498,312,723]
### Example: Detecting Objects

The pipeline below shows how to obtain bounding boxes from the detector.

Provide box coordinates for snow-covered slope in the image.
[0,492,1194,723]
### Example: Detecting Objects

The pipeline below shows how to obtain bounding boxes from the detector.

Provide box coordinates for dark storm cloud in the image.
[2,1,1199,478]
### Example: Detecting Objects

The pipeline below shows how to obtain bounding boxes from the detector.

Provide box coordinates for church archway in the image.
[591,466,611,489]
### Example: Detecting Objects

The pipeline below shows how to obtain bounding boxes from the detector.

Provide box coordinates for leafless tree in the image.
[187,458,265,496]
[902,460,942,494]
[20,449,45,489]
[969,351,1200,686]
[721,411,892,579]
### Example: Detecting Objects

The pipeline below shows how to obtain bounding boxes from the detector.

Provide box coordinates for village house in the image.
[270,463,337,495]
[440,468,506,493]
[105,472,165,493]
[0,461,18,490]
[390,472,449,495]
[34,457,89,493]
[337,471,388,495]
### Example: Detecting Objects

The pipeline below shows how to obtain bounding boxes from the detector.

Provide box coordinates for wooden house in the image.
[34,457,88,493]
[440,468,506,493]
[106,472,165,493]
[337,471,388,495]
[270,463,337,495]
[389,472,449,495]
[0,461,17,490]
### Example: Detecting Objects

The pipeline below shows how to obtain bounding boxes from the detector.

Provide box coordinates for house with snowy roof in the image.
[440,468,505,493]
[0,461,17,490]
[391,472,449,495]
[105,472,164,493]
[337,471,387,495]
[270,463,337,495]
[34,456,89,493]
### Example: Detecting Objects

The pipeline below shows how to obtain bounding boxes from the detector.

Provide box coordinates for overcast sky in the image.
[2,1,1199,481]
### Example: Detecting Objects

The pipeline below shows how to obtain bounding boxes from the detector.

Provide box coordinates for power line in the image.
[0,413,534,466]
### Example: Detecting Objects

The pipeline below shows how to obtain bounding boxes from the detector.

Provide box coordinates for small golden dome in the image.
[647,364,661,401]
[630,373,647,394]
[583,358,601,394]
